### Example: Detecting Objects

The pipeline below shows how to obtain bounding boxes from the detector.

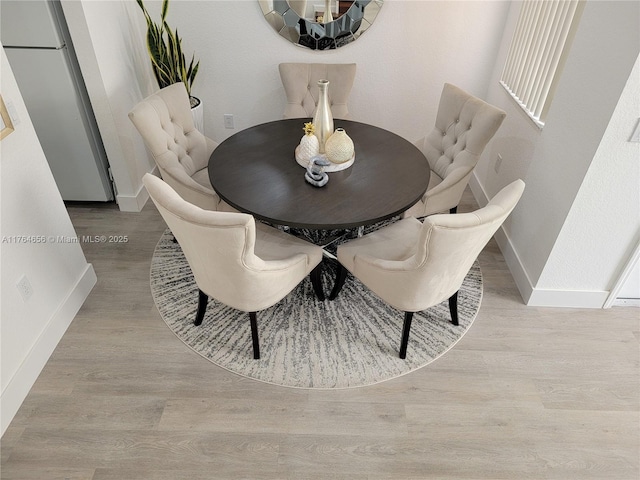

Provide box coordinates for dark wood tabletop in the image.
[208,118,430,229]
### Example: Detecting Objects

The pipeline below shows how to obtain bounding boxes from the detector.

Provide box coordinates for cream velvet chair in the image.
[143,173,324,359]
[279,63,356,119]
[129,83,223,211]
[404,83,506,218]
[330,179,525,359]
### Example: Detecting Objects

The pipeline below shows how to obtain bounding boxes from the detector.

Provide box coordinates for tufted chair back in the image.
[279,63,356,119]
[425,83,506,180]
[404,83,506,218]
[129,83,221,210]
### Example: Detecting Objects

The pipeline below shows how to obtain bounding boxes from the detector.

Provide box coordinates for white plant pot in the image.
[190,96,204,134]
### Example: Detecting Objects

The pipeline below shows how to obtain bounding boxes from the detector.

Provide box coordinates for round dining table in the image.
[208,118,430,230]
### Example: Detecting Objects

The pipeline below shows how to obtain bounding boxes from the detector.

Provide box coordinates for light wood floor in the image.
[2,189,638,479]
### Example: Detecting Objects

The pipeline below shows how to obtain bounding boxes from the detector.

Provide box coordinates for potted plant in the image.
[135,0,203,130]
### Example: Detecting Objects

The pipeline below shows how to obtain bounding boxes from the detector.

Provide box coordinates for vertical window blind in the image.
[500,0,584,128]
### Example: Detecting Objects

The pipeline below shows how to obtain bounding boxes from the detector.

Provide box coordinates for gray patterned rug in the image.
[150,229,482,389]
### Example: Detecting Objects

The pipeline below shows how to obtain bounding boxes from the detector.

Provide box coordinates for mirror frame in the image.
[258,0,383,50]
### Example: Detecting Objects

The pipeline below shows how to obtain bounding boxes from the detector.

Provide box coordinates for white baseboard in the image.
[611,298,640,308]
[116,184,149,212]
[0,264,97,436]
[115,166,159,212]
[527,288,609,308]
[469,174,609,309]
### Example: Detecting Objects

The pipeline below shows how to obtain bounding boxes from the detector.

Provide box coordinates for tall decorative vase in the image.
[313,79,333,153]
[323,0,333,22]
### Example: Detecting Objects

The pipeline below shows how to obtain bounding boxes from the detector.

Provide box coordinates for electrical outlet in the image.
[495,154,503,173]
[16,275,33,302]
[223,114,234,129]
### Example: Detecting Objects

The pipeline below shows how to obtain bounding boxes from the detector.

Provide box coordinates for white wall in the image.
[539,55,640,300]
[0,48,97,436]
[64,0,510,212]
[471,0,640,307]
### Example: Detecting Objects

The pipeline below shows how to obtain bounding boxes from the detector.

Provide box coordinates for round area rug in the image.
[150,229,482,389]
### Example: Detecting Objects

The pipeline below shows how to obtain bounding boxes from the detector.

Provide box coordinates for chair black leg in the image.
[310,264,325,301]
[249,312,260,359]
[448,291,459,326]
[399,311,414,359]
[194,289,208,326]
[329,261,348,300]
[449,206,458,214]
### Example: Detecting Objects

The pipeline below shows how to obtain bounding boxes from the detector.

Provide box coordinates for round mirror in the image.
[258,0,383,50]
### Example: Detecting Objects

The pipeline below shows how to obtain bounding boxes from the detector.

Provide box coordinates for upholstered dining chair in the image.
[279,63,356,119]
[143,173,324,359]
[403,83,506,219]
[330,179,525,359]
[129,83,225,211]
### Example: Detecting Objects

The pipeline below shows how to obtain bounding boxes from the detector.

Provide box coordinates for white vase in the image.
[325,128,354,164]
[323,0,333,22]
[190,96,204,134]
[313,80,333,153]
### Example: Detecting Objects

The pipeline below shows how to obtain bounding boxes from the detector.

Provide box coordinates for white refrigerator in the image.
[1,0,114,202]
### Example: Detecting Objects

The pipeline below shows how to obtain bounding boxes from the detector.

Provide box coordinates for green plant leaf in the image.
[135,0,198,96]
[161,0,169,22]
